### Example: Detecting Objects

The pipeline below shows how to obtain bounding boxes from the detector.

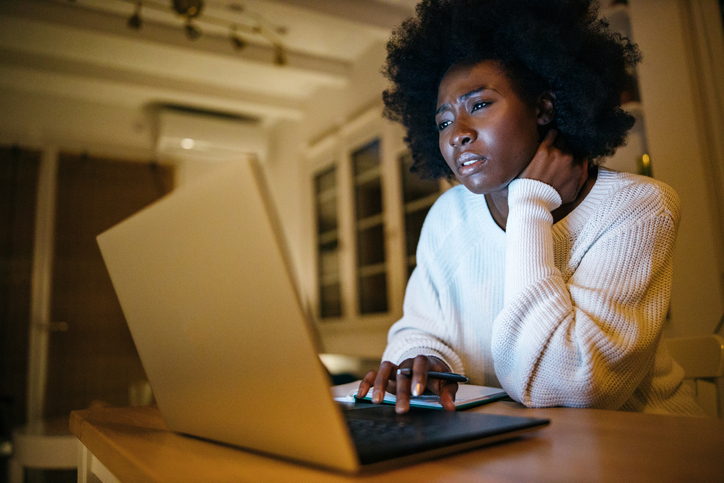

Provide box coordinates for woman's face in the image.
[436,60,544,195]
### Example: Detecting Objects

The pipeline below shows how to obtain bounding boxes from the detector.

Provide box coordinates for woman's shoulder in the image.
[426,184,488,225]
[430,183,467,209]
[420,184,491,246]
[595,168,681,223]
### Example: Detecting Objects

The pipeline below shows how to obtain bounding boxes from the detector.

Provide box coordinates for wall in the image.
[629,0,724,337]
[0,90,155,162]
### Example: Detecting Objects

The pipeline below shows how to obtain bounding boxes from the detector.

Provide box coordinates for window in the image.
[352,139,388,314]
[307,110,446,347]
[399,151,442,279]
[315,166,342,318]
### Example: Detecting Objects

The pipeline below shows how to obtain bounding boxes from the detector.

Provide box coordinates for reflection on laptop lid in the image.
[97,159,548,473]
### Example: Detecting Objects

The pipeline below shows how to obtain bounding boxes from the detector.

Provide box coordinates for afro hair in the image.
[383,0,642,179]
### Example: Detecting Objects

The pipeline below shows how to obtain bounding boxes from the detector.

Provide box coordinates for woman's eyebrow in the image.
[459,86,488,102]
[435,86,489,115]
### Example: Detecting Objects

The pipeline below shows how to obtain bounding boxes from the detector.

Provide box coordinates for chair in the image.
[7,418,78,483]
[7,380,153,482]
[664,334,724,417]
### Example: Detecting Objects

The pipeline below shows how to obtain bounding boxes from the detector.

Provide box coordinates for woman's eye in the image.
[437,120,451,131]
[471,101,489,112]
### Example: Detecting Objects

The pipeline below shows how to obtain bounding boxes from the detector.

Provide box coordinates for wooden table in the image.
[70,396,724,482]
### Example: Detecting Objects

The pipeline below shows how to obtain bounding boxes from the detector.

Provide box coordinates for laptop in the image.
[96,159,549,473]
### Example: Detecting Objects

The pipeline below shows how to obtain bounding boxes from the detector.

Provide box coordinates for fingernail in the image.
[396,402,408,414]
[372,390,382,404]
[412,383,422,397]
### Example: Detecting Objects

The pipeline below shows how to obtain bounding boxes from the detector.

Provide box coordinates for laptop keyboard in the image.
[343,405,452,449]
[342,405,477,465]
[346,416,430,443]
[338,403,549,466]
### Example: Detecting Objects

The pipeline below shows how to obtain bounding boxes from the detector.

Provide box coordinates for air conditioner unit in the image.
[156,108,269,163]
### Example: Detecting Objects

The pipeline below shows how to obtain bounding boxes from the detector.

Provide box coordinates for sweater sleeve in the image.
[492,178,680,410]
[382,264,464,373]
[382,202,465,374]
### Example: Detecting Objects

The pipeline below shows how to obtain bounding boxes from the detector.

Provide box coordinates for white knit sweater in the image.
[383,168,703,415]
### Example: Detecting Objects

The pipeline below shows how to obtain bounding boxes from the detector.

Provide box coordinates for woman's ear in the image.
[536,91,555,126]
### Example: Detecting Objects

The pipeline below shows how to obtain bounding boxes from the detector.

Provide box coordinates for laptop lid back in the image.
[97,160,359,472]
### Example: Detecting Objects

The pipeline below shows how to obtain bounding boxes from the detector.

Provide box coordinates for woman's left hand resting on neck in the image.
[520,129,589,205]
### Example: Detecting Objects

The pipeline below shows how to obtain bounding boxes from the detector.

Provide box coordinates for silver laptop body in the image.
[97,159,548,474]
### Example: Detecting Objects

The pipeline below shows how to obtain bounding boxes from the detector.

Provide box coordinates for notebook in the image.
[352,382,508,410]
[96,159,549,473]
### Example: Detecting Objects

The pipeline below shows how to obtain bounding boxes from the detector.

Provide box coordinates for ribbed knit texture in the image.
[383,168,704,416]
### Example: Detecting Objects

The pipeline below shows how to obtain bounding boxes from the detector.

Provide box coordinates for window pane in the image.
[355,176,382,220]
[319,240,339,278]
[315,166,341,319]
[320,283,342,318]
[352,139,381,176]
[357,224,385,266]
[317,198,337,233]
[400,151,441,280]
[353,138,387,314]
[400,151,439,203]
[316,166,336,192]
[405,206,430,257]
[358,273,388,314]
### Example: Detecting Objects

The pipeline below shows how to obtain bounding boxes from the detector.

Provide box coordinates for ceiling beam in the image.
[0,1,351,91]
[263,0,412,32]
[0,58,306,122]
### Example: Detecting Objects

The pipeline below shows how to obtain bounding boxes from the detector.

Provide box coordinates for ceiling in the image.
[0,0,415,132]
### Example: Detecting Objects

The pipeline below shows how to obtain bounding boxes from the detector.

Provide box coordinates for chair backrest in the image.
[664,334,724,418]
[665,335,724,379]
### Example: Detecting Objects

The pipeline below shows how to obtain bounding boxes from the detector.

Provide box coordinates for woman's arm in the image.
[493,176,679,409]
[382,259,464,374]
[356,196,467,413]
[357,261,464,414]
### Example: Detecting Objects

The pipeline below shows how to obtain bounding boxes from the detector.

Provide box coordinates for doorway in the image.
[0,147,174,427]
[43,153,173,419]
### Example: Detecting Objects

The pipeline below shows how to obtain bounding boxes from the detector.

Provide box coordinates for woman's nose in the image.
[450,118,476,146]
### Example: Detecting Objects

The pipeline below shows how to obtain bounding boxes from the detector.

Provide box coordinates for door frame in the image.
[26,146,58,423]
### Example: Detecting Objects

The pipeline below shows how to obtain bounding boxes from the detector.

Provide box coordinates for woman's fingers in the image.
[541,127,558,146]
[520,129,588,204]
[359,357,460,413]
[395,365,413,414]
[438,382,458,411]
[410,355,431,397]
[356,369,377,398]
[372,361,396,404]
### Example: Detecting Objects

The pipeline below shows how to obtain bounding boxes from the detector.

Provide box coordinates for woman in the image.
[357,0,703,416]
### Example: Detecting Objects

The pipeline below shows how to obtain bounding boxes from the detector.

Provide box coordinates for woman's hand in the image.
[520,129,588,205]
[356,355,458,414]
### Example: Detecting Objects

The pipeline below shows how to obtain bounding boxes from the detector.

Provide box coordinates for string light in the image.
[184,20,201,40]
[273,43,286,66]
[172,0,203,19]
[117,0,287,63]
[230,24,246,51]
[127,0,142,29]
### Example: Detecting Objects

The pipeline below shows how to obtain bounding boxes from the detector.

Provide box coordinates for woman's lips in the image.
[456,153,487,176]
